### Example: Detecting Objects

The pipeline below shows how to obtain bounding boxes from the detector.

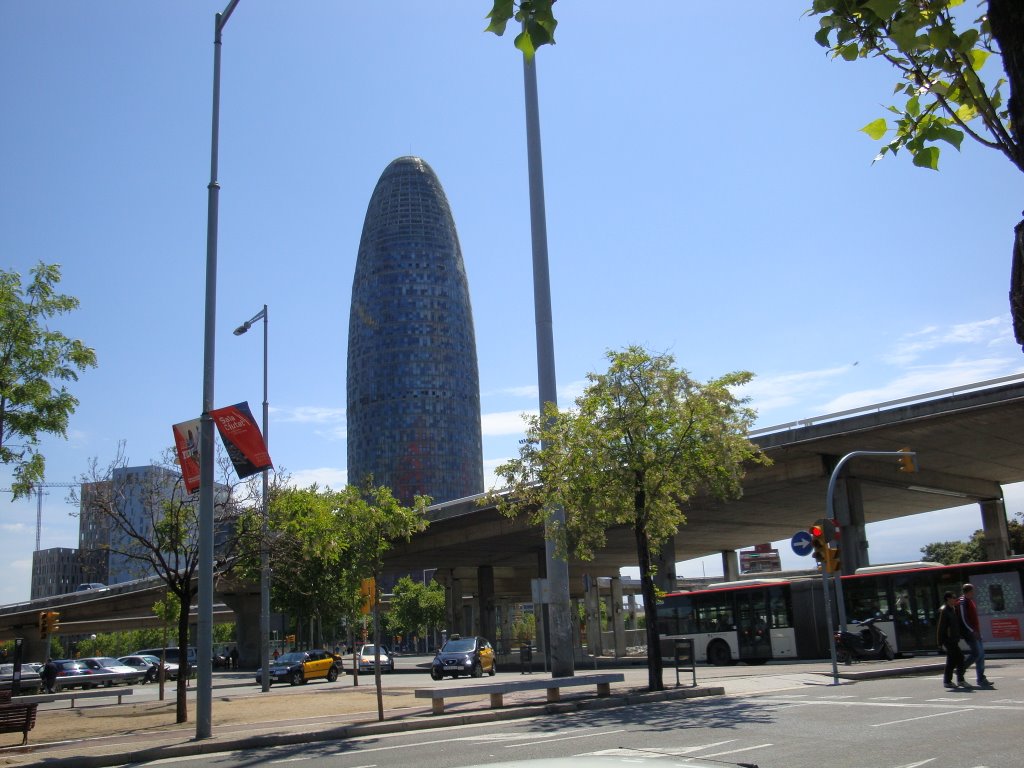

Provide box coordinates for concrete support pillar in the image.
[217,588,260,668]
[653,537,678,593]
[478,565,496,640]
[834,476,868,574]
[980,497,1011,560]
[499,600,513,656]
[583,574,602,657]
[610,575,626,657]
[721,550,740,582]
[447,574,463,636]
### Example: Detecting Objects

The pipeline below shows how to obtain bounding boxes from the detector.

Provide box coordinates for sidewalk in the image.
[0,656,944,768]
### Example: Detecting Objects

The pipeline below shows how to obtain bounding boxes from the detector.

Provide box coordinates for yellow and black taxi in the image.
[255,649,341,686]
[430,635,496,680]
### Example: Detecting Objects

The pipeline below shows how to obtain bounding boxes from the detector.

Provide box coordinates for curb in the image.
[9,685,727,768]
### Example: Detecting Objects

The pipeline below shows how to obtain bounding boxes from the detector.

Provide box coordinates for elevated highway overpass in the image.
[4,375,1024,662]
[387,375,1024,610]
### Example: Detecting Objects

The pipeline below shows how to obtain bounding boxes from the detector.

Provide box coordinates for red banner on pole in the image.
[172,418,202,494]
[210,401,273,480]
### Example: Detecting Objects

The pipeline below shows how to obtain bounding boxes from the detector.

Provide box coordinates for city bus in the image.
[655,557,1024,665]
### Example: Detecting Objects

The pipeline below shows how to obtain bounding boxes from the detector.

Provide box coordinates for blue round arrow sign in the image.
[791,529,814,557]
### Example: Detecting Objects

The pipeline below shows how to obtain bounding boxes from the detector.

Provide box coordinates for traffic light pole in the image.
[825,449,917,684]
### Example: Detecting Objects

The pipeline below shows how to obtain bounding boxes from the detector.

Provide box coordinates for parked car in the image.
[356,644,394,674]
[133,647,197,674]
[118,654,179,683]
[50,659,96,689]
[79,657,144,686]
[0,663,43,693]
[255,649,341,686]
[431,635,496,679]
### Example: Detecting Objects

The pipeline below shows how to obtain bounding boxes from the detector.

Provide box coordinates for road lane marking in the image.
[871,709,962,727]
[701,743,773,759]
[503,729,626,748]
[585,741,738,756]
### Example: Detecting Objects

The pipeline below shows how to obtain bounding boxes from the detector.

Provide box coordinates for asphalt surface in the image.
[0,655,947,768]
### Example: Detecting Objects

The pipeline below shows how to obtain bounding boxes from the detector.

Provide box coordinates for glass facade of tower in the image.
[347,157,484,505]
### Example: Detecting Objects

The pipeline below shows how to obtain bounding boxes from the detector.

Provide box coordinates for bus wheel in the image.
[706,640,733,666]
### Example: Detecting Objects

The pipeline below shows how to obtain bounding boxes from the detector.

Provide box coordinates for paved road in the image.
[114,658,1024,768]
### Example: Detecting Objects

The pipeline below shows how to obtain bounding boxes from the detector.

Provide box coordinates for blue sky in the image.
[2,2,1022,605]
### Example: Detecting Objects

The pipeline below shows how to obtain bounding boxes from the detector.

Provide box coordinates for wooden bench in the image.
[18,687,135,708]
[414,673,625,715]
[0,689,38,746]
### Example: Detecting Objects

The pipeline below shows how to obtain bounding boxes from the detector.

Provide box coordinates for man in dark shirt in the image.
[936,592,967,689]
[959,583,991,687]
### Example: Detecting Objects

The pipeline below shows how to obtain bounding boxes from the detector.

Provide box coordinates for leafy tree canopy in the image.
[921,517,1024,563]
[808,0,1022,172]
[490,346,767,690]
[0,263,97,498]
[485,0,557,58]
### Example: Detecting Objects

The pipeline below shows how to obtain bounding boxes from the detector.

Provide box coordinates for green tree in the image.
[256,484,354,642]
[339,481,429,720]
[389,576,446,652]
[0,263,97,498]
[239,478,428,718]
[921,516,1024,563]
[491,346,767,691]
[807,0,1024,345]
[74,444,254,723]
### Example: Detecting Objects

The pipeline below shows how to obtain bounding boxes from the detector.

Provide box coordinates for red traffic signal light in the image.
[810,523,823,538]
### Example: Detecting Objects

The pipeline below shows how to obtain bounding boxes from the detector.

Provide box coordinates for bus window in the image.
[767,586,792,628]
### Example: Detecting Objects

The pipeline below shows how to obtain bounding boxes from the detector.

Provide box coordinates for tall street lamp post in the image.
[199,0,241,739]
[233,305,270,693]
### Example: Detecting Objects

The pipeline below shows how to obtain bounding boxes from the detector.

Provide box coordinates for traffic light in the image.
[897,447,917,473]
[360,578,375,615]
[824,544,841,574]
[37,610,59,638]
[809,523,827,564]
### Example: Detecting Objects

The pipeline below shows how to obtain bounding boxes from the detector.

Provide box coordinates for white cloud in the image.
[481,410,531,436]
[287,467,348,490]
[739,366,852,415]
[818,358,1023,415]
[884,316,1013,365]
[272,406,346,424]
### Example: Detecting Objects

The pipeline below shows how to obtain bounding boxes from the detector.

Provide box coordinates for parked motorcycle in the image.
[834,616,895,663]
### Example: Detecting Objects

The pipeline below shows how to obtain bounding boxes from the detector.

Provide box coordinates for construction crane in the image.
[1,481,79,551]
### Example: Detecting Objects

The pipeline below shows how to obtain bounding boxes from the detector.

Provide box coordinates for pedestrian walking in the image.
[959,583,992,686]
[936,591,967,689]
[41,658,58,693]
[229,647,239,670]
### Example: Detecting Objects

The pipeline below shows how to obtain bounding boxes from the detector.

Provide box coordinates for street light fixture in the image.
[234,304,271,693]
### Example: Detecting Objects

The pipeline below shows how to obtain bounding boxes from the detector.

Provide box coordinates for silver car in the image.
[79,657,144,686]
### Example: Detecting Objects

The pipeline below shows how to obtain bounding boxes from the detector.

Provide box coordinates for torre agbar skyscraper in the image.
[347,157,484,505]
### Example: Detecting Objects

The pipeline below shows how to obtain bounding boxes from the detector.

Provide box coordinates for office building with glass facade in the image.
[347,156,484,505]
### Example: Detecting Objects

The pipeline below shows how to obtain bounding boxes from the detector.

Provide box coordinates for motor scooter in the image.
[834,616,895,663]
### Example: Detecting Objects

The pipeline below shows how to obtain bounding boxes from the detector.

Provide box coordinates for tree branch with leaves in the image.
[808,0,1024,345]
[0,263,97,498]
